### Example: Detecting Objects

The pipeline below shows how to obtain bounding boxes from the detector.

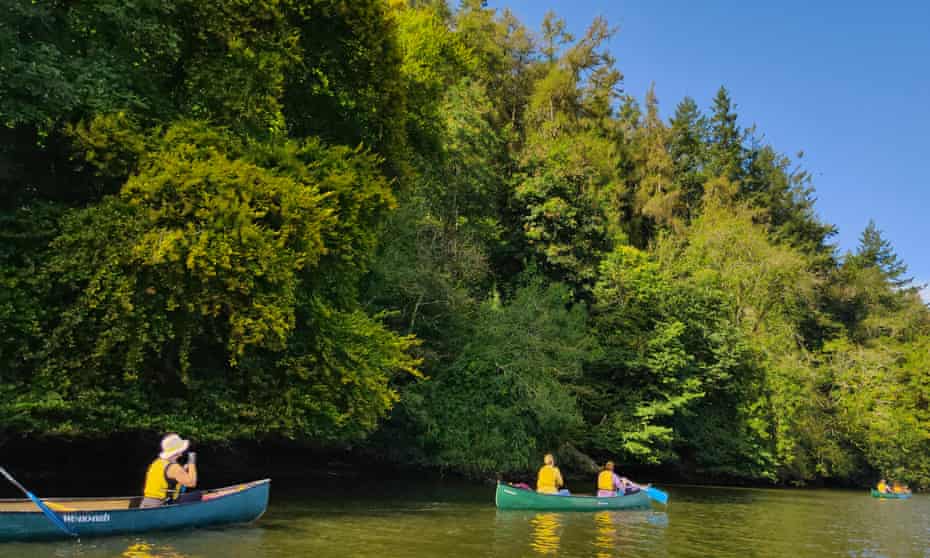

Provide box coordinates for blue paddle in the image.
[0,466,77,537]
[645,485,669,505]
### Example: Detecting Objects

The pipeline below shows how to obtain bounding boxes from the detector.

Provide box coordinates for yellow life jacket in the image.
[537,465,560,494]
[143,458,180,501]
[598,470,615,492]
[877,481,888,493]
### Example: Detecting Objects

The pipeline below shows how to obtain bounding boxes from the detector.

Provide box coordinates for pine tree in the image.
[708,86,743,183]
[635,84,679,229]
[540,11,572,63]
[668,96,707,221]
[850,220,911,287]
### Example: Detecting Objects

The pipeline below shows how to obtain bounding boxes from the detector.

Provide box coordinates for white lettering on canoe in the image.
[62,513,111,523]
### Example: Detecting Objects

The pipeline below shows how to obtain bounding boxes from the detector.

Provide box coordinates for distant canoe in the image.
[495,482,651,511]
[0,479,269,542]
[870,488,911,499]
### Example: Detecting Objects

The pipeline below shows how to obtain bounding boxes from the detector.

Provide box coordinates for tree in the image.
[668,97,708,221]
[397,279,591,475]
[4,0,930,488]
[515,17,623,291]
[824,336,930,486]
[454,1,535,129]
[848,220,910,287]
[364,78,503,369]
[707,86,743,183]
[634,84,680,230]
[0,0,181,209]
[742,141,836,257]
[8,121,419,441]
[588,246,706,463]
[655,199,820,479]
[283,0,408,171]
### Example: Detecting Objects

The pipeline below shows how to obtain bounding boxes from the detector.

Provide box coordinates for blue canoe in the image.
[0,479,269,542]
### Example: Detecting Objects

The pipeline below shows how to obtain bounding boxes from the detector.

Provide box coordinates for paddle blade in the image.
[27,491,76,537]
[646,486,669,505]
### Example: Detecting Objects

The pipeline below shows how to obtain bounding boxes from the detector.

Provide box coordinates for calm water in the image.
[2,481,928,557]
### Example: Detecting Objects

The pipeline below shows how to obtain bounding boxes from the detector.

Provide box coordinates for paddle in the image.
[645,485,669,505]
[0,466,77,537]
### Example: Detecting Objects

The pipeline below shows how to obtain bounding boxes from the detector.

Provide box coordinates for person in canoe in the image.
[892,481,910,494]
[597,461,639,497]
[141,433,198,508]
[876,479,889,493]
[537,454,565,494]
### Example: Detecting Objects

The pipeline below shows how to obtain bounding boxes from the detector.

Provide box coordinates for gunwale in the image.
[0,480,268,513]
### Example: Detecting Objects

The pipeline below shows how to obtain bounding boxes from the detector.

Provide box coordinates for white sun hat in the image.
[159,433,190,460]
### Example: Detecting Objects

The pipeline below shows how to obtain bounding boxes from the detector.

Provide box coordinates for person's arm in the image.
[166,463,197,488]
[619,476,638,489]
[188,453,198,487]
[555,468,564,488]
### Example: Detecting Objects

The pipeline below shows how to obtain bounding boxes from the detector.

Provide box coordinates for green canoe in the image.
[495,482,651,511]
[870,488,912,499]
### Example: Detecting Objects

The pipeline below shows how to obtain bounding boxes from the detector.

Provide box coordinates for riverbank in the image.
[0,435,873,497]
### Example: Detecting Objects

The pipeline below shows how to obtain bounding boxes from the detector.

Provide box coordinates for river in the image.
[1,480,927,557]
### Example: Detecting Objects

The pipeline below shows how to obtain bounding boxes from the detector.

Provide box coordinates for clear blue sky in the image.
[491,0,929,297]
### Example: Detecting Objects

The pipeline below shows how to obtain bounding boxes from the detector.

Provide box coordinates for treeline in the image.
[2,1,928,486]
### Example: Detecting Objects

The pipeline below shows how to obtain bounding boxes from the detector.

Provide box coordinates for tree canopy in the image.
[2,0,928,487]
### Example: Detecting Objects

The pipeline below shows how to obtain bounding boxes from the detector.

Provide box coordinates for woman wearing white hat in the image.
[140,433,198,508]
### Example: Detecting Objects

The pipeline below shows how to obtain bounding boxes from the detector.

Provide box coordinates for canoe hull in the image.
[0,479,269,542]
[495,482,651,511]
[870,488,911,499]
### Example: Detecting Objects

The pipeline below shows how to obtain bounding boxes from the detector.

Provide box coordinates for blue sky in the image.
[491,0,929,298]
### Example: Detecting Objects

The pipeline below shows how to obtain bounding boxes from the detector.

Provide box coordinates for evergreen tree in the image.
[540,11,572,63]
[708,86,743,183]
[849,220,911,286]
[635,84,679,230]
[668,97,708,221]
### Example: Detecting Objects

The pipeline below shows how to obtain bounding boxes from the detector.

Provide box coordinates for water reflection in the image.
[645,512,669,528]
[495,507,669,557]
[121,541,187,557]
[530,513,562,555]
[594,511,616,558]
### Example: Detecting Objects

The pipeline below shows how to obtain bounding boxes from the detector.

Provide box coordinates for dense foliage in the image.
[2,0,927,486]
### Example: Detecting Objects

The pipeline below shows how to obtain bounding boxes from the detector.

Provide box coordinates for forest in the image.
[2,0,928,487]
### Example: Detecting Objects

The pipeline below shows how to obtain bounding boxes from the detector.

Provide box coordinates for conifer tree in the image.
[850,220,911,287]
[708,86,743,183]
[635,84,679,229]
[668,97,707,221]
